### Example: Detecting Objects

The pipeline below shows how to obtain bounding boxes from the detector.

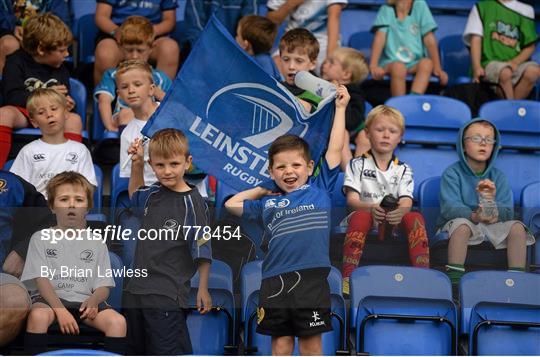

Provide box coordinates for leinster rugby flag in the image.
[142,16,336,191]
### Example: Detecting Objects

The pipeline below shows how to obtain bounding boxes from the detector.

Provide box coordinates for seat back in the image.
[386,95,471,145]
[460,271,540,335]
[521,181,540,234]
[479,100,540,150]
[350,266,456,355]
[107,252,124,311]
[69,78,87,127]
[439,34,470,84]
[340,9,378,47]
[110,164,130,223]
[347,31,374,61]
[76,14,98,64]
[418,176,441,239]
[494,150,540,207]
[188,260,235,355]
[92,164,103,214]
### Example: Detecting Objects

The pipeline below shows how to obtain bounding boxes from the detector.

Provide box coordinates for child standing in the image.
[0,13,83,168]
[225,85,350,355]
[123,128,212,355]
[463,0,539,99]
[370,0,448,96]
[437,119,535,284]
[341,105,430,294]
[267,0,347,73]
[9,88,97,198]
[21,172,126,355]
[236,14,281,79]
[94,16,171,132]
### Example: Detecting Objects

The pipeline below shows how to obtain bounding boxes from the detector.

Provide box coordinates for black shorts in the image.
[256,267,332,337]
[31,295,110,323]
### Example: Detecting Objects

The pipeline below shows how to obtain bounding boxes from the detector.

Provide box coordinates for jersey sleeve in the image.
[189,197,212,263]
[20,231,48,282]
[520,9,539,48]
[372,5,391,33]
[398,164,414,199]
[343,158,363,194]
[78,147,98,187]
[463,5,483,46]
[416,1,437,36]
[313,159,340,191]
[93,69,116,102]
[9,147,32,184]
[92,243,115,290]
[242,199,263,221]
[157,70,172,92]
[161,0,178,11]
[267,0,286,12]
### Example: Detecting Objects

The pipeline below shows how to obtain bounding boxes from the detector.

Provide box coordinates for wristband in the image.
[110,29,117,37]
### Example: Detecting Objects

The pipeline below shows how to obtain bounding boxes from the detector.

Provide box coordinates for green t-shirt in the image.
[477,0,539,66]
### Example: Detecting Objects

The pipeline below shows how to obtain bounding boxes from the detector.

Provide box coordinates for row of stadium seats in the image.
[30,256,540,355]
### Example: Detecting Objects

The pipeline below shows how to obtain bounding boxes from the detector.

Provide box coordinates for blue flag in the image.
[142,16,336,192]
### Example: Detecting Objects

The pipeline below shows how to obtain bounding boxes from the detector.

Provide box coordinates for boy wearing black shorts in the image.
[226,86,350,355]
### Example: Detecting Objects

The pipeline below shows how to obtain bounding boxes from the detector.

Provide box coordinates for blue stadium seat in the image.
[394,144,457,199]
[14,78,88,139]
[70,0,96,20]
[107,252,124,311]
[417,176,443,241]
[432,13,469,40]
[347,30,374,60]
[110,163,129,223]
[39,349,118,356]
[188,259,236,355]
[340,9,378,47]
[460,271,540,355]
[386,95,471,145]
[439,34,471,84]
[330,172,347,234]
[240,261,348,355]
[350,265,457,355]
[364,100,373,116]
[75,14,99,64]
[521,181,540,273]
[91,101,120,142]
[214,179,239,221]
[495,150,540,207]
[478,100,540,150]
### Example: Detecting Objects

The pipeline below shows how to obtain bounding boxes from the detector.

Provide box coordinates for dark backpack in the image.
[442,81,503,117]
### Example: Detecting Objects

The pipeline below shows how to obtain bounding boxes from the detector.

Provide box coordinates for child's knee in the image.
[156,38,179,57]
[521,65,540,83]
[104,313,127,336]
[0,106,19,127]
[95,39,121,63]
[417,58,433,73]
[509,222,526,239]
[0,35,19,54]
[65,113,83,131]
[389,62,407,77]
[499,67,513,82]
[27,307,52,331]
[272,336,294,355]
[450,224,472,240]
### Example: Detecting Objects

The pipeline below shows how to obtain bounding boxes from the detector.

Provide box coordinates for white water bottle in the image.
[294,71,336,98]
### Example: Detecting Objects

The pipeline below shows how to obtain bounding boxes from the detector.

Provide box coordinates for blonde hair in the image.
[119,15,155,46]
[115,59,154,84]
[26,88,67,118]
[22,13,73,56]
[47,171,94,210]
[365,105,405,134]
[333,47,369,83]
[149,129,190,159]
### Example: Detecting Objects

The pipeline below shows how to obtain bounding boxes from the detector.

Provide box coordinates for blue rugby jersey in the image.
[243,161,339,279]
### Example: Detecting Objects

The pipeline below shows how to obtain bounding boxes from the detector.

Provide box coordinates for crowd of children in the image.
[0,0,539,355]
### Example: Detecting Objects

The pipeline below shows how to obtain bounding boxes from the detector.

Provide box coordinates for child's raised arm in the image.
[128,138,146,197]
[225,186,273,217]
[325,85,350,169]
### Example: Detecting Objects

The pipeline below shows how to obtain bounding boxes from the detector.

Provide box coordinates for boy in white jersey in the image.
[21,172,126,355]
[118,59,159,185]
[225,85,350,355]
[341,105,430,294]
[9,88,96,198]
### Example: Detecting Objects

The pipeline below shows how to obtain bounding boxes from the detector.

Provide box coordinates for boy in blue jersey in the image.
[225,85,350,355]
[124,128,212,355]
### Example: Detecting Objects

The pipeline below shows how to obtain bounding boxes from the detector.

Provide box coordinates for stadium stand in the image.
[188,259,236,355]
[349,265,457,355]
[439,34,471,85]
[478,100,540,151]
[460,271,540,355]
[240,261,348,355]
[521,181,540,273]
[386,95,472,145]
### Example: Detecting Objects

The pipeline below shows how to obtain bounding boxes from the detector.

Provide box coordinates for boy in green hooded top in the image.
[437,118,535,284]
